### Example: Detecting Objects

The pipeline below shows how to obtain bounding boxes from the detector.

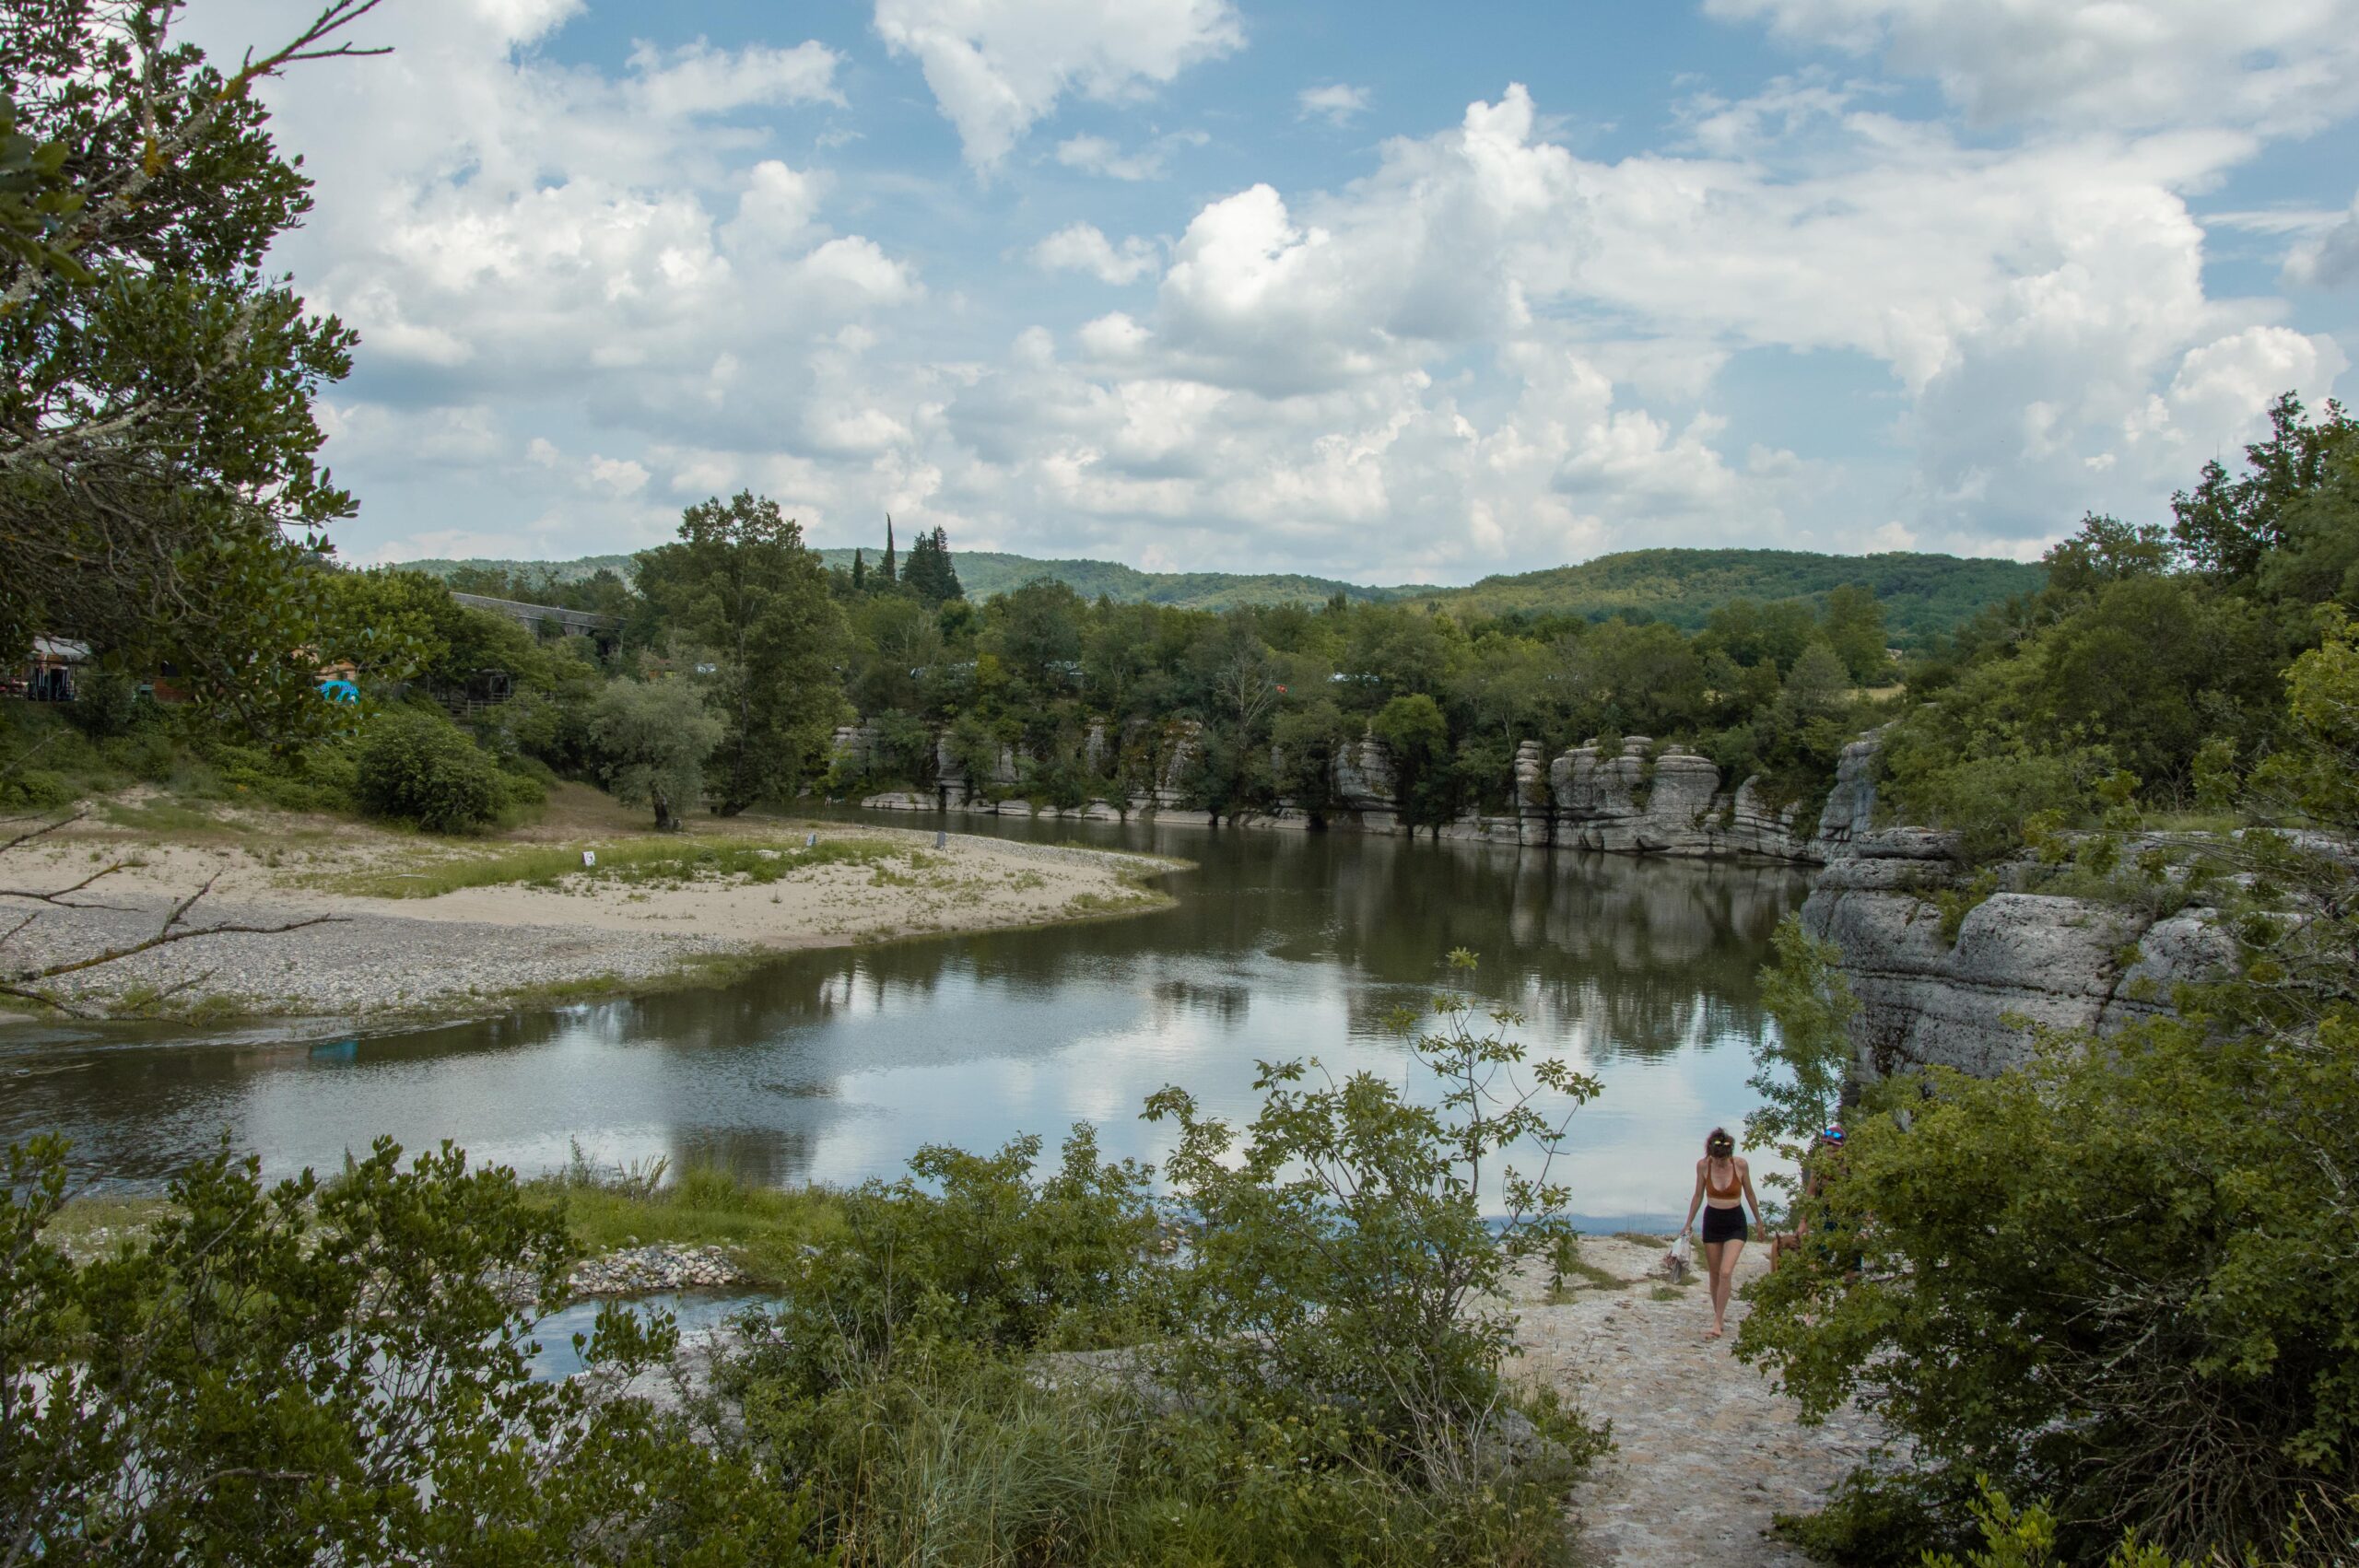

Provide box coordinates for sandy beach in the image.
[2,786,1181,1024]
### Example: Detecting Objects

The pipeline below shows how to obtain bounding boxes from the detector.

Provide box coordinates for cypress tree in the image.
[881,516,897,583]
[903,525,965,605]
[851,548,867,591]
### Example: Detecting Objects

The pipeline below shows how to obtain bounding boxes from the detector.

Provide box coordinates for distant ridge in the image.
[1419,548,2045,641]
[398,544,2044,641]
[810,549,1430,610]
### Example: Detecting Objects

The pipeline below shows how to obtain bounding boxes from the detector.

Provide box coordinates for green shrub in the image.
[1887,748,2104,864]
[745,1125,1171,1404]
[102,730,179,785]
[1743,618,2359,1562]
[196,735,359,815]
[0,766,76,811]
[61,669,158,740]
[718,949,1608,1566]
[354,708,500,832]
[1,1134,820,1565]
[1149,951,1605,1469]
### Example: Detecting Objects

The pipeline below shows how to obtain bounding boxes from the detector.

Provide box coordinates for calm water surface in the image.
[0,813,1809,1227]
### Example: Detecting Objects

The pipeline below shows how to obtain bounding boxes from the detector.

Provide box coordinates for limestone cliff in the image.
[858,718,1886,863]
[1801,830,2236,1078]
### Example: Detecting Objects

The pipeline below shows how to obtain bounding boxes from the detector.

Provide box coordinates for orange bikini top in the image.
[1706,1157,1742,1199]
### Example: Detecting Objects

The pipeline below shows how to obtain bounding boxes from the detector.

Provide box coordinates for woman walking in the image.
[1681,1127,1764,1339]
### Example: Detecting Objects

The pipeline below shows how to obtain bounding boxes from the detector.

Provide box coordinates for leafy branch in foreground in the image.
[1745,914,1857,1215]
[2,1134,816,1567]
[1148,947,1603,1481]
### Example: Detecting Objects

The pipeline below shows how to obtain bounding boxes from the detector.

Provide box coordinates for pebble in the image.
[566,1244,749,1297]
[6,894,748,1019]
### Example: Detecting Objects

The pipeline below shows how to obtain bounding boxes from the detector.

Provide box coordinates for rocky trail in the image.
[1509,1235,1885,1567]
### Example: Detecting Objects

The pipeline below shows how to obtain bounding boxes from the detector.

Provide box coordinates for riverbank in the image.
[0,784,1182,1024]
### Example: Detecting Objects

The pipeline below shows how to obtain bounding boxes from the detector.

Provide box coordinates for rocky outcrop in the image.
[1329,733,1401,834]
[1802,831,2236,1078]
[1503,737,1816,860]
[828,722,878,772]
[854,719,1887,865]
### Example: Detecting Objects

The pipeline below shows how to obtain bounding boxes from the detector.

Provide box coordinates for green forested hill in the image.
[402,544,2044,641]
[1420,549,2045,641]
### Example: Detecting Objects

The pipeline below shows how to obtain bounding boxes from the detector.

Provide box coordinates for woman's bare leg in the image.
[1702,1239,1728,1335]
[1711,1239,1746,1336]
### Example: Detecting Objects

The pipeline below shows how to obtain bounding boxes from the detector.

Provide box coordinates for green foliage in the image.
[1427,548,2044,644]
[2171,392,2355,586]
[1,1133,817,1566]
[0,92,87,281]
[1370,692,1455,828]
[1745,916,1858,1209]
[195,732,359,815]
[1884,743,2106,865]
[900,523,964,604]
[712,950,1605,1567]
[1741,1011,2359,1554]
[635,493,847,815]
[1148,951,1602,1458]
[353,707,501,833]
[1744,605,2359,1562]
[0,5,402,748]
[1819,584,1890,683]
[58,670,153,740]
[1920,1484,2191,1568]
[744,1126,1169,1404]
[2251,608,2359,826]
[589,680,722,830]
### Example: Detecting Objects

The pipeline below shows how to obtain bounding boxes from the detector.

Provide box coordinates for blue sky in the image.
[193,0,2359,580]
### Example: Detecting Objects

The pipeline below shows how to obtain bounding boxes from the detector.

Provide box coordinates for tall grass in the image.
[527,1148,846,1285]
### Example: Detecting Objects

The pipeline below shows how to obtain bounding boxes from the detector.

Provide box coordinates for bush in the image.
[1,1135,820,1565]
[354,707,501,832]
[1740,993,2359,1559]
[61,669,157,740]
[1149,949,1604,1466]
[740,1125,1171,1405]
[589,681,721,830]
[0,766,76,811]
[1885,747,2104,864]
[102,730,178,785]
[1743,618,2359,1562]
[199,735,360,814]
[718,949,1609,1566]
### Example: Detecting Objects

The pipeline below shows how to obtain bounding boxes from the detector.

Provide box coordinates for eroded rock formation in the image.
[1801,829,2237,1078]
[857,719,1890,862]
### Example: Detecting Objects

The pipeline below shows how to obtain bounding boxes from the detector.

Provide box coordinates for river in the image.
[0,813,1810,1229]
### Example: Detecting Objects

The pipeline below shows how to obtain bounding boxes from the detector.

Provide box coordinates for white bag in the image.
[1667,1234,1692,1280]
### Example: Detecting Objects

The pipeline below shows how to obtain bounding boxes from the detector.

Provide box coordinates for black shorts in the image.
[1701,1206,1748,1245]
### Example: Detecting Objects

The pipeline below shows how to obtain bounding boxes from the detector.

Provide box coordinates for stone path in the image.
[1508,1236,1886,1567]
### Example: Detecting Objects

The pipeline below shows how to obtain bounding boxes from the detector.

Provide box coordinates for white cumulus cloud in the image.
[1031,223,1161,284]
[1297,83,1369,125]
[874,0,1242,170]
